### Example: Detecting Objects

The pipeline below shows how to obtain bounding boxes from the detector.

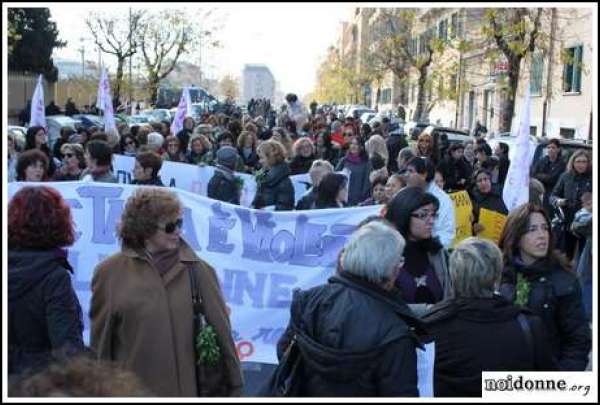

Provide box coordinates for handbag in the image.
[258,332,303,397]
[188,265,229,397]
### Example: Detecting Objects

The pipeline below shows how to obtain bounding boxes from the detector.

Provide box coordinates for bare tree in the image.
[136,8,221,105]
[86,10,144,107]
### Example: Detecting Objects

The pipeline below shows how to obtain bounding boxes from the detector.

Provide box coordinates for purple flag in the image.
[30,75,46,128]
[170,87,191,136]
[96,68,117,133]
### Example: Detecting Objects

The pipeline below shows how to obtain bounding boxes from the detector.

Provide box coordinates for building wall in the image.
[242,65,275,105]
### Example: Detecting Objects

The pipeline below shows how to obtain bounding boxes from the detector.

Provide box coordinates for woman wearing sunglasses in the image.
[90,188,243,396]
[53,143,86,181]
[384,186,451,317]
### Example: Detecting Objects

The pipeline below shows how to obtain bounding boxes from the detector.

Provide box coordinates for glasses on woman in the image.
[160,218,184,234]
[411,210,439,221]
[64,153,74,158]
[126,141,135,146]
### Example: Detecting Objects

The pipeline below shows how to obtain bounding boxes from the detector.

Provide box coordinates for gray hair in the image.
[449,237,503,298]
[397,146,415,166]
[341,221,405,285]
[147,132,164,150]
[309,159,334,186]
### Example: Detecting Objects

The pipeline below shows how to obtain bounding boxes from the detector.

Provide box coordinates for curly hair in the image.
[118,188,182,250]
[9,355,151,397]
[292,137,315,158]
[237,130,257,150]
[9,186,75,250]
[16,149,49,181]
[257,139,287,167]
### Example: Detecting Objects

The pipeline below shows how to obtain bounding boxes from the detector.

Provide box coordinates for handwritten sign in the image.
[449,191,473,248]
[478,208,508,245]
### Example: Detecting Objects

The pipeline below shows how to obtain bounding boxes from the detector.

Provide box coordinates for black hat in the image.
[384,186,440,238]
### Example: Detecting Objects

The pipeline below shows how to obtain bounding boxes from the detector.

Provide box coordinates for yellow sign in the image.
[449,191,473,248]
[479,208,508,245]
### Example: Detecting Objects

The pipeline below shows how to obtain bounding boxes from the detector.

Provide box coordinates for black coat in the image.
[131,176,165,186]
[532,154,567,194]
[500,258,591,371]
[207,167,240,205]
[289,155,315,176]
[8,249,85,376]
[238,147,260,172]
[252,162,295,211]
[550,171,593,224]
[277,273,422,397]
[438,156,473,192]
[422,297,556,397]
[469,189,508,223]
[386,134,408,173]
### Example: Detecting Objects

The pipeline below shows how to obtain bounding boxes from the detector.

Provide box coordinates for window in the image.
[529,126,537,136]
[450,13,458,39]
[560,127,575,139]
[381,88,392,104]
[438,19,448,41]
[563,45,583,93]
[449,74,457,94]
[530,53,544,95]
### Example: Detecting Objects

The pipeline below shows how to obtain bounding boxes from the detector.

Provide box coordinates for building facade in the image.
[242,64,275,105]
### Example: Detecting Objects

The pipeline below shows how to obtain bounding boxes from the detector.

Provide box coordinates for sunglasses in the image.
[126,141,135,146]
[64,153,74,158]
[160,218,183,234]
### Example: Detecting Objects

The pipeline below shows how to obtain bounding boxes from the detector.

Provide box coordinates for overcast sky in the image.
[48,3,355,98]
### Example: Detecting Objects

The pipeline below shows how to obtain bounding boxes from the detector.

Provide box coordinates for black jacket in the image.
[238,147,260,172]
[8,249,85,376]
[207,167,240,205]
[500,258,591,371]
[276,273,422,397]
[550,171,593,224]
[469,189,508,224]
[439,156,473,193]
[531,154,567,193]
[422,297,556,397]
[289,155,315,176]
[386,134,408,173]
[295,188,317,210]
[252,162,295,211]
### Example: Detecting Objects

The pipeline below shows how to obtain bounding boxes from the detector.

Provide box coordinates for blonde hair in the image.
[566,150,591,174]
[257,139,287,167]
[292,137,315,158]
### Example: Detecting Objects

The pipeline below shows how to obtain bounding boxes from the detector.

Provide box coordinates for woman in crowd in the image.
[186,134,215,166]
[143,132,165,154]
[422,238,556,397]
[289,137,316,175]
[550,150,593,261]
[414,132,437,165]
[271,127,293,159]
[131,151,164,186]
[81,140,117,183]
[314,130,340,166]
[236,130,260,173]
[16,149,49,182]
[384,186,451,317]
[8,186,85,376]
[359,176,388,206]
[499,204,591,371]
[296,159,334,210]
[25,126,58,177]
[335,136,372,206]
[53,126,75,159]
[252,140,295,211]
[162,135,187,163]
[274,220,421,396]
[120,134,139,157]
[53,144,86,181]
[463,140,476,169]
[8,133,19,182]
[314,172,348,209]
[176,117,195,153]
[384,174,406,203]
[366,135,389,182]
[469,169,508,236]
[90,187,243,396]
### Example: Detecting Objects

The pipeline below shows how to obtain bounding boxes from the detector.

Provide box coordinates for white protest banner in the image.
[8,181,380,364]
[170,86,191,136]
[96,68,118,134]
[30,74,46,128]
[503,85,533,211]
[112,154,314,207]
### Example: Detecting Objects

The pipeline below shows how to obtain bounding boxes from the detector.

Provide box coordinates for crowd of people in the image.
[7,92,593,397]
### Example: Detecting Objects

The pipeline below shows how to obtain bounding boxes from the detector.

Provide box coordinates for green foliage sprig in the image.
[195,325,221,367]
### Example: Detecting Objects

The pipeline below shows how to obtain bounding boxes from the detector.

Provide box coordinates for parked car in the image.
[8,125,27,151]
[360,111,377,124]
[487,132,539,163]
[45,115,80,150]
[345,105,371,119]
[532,137,592,164]
[127,114,151,126]
[71,114,104,130]
[406,121,432,140]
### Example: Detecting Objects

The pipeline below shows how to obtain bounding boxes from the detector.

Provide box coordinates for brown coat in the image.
[90,240,243,397]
